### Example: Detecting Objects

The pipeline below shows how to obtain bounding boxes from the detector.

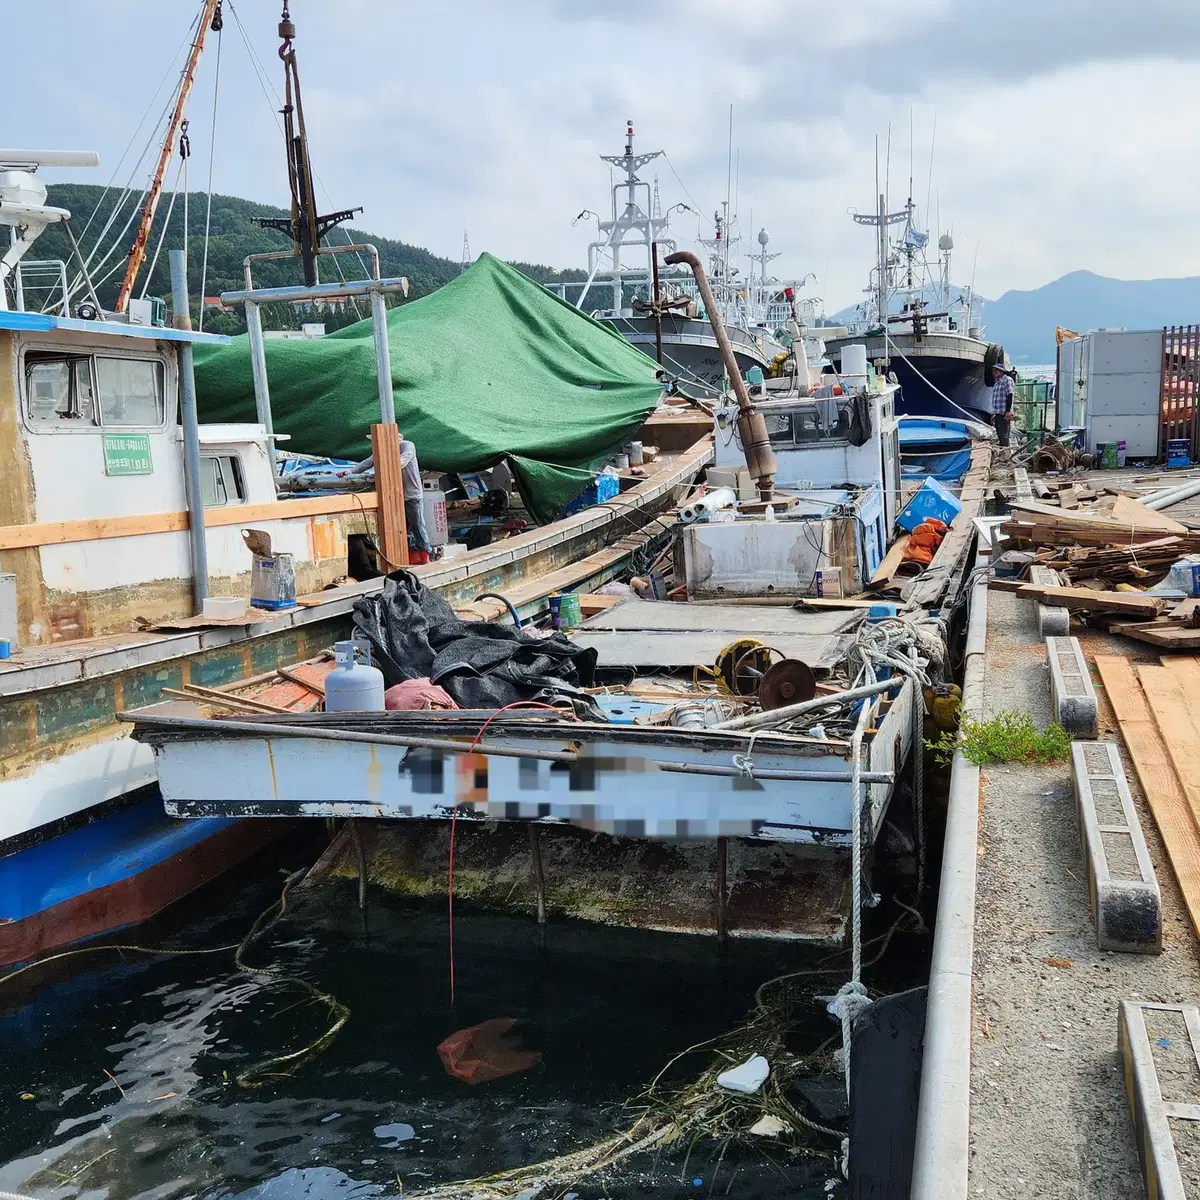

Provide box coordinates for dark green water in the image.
[0,835,926,1199]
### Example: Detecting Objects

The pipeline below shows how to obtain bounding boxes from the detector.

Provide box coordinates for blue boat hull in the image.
[898,418,978,482]
[0,797,290,965]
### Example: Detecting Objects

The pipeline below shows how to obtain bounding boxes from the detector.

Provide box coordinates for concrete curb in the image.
[910,548,988,1199]
[1119,1000,1197,1199]
[1047,635,1099,737]
[1072,741,1161,953]
[1029,564,1069,637]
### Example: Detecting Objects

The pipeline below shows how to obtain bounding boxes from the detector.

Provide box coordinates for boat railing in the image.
[11,258,70,316]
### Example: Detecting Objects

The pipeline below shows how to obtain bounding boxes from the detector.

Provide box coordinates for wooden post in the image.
[528,824,547,925]
[370,423,409,569]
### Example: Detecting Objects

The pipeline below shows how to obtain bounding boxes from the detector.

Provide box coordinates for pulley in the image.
[757,659,816,711]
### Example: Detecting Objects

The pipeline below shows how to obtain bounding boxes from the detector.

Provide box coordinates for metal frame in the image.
[219,243,408,455]
[1160,324,1200,460]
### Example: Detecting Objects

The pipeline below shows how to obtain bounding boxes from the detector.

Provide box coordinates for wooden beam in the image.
[1109,621,1200,650]
[1095,655,1200,938]
[1013,584,1164,615]
[371,423,409,569]
[0,492,379,551]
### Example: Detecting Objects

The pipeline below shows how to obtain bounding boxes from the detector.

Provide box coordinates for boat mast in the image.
[115,0,222,314]
[257,3,362,286]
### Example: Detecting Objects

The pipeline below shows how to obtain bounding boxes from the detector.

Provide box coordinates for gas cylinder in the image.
[324,640,385,712]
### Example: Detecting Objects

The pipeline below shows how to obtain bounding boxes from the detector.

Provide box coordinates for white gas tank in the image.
[324,640,385,712]
[422,485,448,547]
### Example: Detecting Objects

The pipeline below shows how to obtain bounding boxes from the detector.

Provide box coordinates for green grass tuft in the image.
[926,709,1072,767]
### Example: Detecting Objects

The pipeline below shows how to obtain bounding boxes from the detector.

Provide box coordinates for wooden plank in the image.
[577,593,627,616]
[1110,494,1189,534]
[371,423,409,570]
[1138,665,1200,834]
[869,533,911,586]
[162,686,294,715]
[1094,655,1200,938]
[1110,622,1200,650]
[0,492,380,550]
[1162,659,1200,726]
[1014,584,1164,615]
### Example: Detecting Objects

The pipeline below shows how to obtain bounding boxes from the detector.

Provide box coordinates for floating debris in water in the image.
[437,1018,543,1085]
[374,1123,415,1148]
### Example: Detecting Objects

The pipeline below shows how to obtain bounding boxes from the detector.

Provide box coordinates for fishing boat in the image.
[0,6,713,966]
[825,189,1003,423]
[556,124,826,397]
[132,252,991,946]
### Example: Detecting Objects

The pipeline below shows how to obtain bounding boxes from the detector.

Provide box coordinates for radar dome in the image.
[938,233,954,252]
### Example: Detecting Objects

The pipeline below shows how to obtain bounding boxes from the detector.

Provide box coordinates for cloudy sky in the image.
[10,0,1200,311]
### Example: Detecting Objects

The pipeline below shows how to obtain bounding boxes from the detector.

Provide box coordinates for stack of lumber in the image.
[1097,655,1200,939]
[996,492,1200,644]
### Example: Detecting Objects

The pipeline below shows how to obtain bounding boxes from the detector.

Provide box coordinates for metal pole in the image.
[371,286,396,426]
[715,835,728,943]
[169,248,209,613]
[244,299,275,443]
[651,241,663,366]
[711,676,902,733]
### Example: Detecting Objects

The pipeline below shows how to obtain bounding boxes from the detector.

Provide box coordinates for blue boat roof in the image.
[0,310,230,345]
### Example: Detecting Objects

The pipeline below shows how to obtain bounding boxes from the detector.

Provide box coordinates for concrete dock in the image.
[966,589,1200,1194]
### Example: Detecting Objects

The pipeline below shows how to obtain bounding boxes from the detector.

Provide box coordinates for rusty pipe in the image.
[664,250,775,500]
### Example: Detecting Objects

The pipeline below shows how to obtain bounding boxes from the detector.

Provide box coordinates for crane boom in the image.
[114,0,221,314]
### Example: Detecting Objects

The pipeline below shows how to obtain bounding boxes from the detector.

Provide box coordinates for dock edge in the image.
[909,543,988,1198]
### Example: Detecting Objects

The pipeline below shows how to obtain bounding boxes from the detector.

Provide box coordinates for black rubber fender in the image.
[983,342,1005,386]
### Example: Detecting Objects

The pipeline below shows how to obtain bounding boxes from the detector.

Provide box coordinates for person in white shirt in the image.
[399,438,431,559]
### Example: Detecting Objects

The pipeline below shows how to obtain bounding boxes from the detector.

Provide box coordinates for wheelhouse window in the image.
[24,351,164,428]
[26,354,96,423]
[96,357,164,425]
[200,454,246,507]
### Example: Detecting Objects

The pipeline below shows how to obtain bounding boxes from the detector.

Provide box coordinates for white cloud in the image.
[9,1,1200,314]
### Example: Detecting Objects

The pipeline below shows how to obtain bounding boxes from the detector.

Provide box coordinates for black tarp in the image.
[351,572,598,712]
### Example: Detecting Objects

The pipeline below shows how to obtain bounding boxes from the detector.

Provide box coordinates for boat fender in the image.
[983,342,1005,386]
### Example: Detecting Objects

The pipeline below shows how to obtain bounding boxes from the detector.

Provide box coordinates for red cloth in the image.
[383,678,458,711]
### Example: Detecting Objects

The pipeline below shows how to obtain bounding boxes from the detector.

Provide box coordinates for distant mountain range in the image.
[980,271,1200,364]
[834,270,1200,365]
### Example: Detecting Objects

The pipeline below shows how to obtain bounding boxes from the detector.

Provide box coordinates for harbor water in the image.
[1,832,929,1199]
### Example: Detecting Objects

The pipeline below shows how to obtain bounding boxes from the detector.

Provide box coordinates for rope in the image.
[197,22,222,332]
[231,868,349,1088]
[913,676,926,894]
[849,700,868,984]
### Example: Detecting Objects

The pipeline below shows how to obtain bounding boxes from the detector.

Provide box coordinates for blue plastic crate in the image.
[896,476,962,533]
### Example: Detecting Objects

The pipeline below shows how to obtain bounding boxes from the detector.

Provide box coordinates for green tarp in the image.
[194,252,663,522]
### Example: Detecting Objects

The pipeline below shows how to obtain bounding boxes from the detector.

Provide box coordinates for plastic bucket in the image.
[557,593,581,628]
[1168,438,1190,468]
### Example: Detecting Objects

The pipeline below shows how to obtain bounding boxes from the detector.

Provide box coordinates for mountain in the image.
[831,270,1200,365]
[981,270,1200,365]
[27,185,586,335]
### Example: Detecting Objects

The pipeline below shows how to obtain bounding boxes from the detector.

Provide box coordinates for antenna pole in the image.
[115,0,221,313]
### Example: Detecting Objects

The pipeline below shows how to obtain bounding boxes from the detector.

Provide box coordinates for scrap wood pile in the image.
[995,489,1200,649]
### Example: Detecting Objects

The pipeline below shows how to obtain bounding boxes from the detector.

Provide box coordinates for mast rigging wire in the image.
[198,20,223,331]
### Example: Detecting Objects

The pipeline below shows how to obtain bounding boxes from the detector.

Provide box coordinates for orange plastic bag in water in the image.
[437,1017,543,1085]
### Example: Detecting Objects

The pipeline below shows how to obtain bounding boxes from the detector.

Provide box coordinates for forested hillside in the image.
[31,184,586,334]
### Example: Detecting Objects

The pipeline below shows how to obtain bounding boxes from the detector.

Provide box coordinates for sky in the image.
[9,0,1200,313]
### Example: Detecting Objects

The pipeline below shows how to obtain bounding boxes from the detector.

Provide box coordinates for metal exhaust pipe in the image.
[664,250,776,501]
